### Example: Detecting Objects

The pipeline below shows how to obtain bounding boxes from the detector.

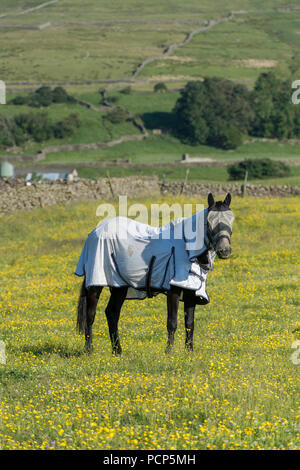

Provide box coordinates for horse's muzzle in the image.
[216,246,232,259]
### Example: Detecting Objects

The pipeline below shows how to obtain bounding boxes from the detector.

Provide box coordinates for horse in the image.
[75,193,234,355]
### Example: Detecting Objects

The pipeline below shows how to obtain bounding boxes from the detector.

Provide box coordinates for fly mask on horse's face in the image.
[206,193,234,259]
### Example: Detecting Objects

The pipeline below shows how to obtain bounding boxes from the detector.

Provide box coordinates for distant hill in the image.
[1,1,300,85]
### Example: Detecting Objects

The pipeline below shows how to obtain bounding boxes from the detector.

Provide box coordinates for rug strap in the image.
[146,256,156,298]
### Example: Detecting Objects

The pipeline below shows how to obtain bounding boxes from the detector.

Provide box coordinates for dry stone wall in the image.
[0,177,299,215]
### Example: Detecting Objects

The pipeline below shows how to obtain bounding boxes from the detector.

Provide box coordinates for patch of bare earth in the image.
[164,55,195,63]
[148,75,200,82]
[235,59,277,68]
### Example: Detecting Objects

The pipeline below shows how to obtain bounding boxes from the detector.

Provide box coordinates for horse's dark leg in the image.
[85,286,102,353]
[165,286,181,353]
[183,289,196,352]
[105,286,128,356]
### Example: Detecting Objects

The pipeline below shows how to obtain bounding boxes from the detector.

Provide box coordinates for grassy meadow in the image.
[1,1,300,83]
[0,195,299,450]
[1,0,300,454]
[5,87,300,187]
[2,1,300,178]
[74,162,300,187]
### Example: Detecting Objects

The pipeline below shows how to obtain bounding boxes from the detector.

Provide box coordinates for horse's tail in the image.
[77,277,87,334]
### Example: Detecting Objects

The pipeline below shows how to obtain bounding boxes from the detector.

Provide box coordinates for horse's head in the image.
[207,193,234,259]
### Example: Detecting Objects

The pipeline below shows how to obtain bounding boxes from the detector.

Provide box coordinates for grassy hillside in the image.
[137,13,296,84]
[2,86,300,185]
[0,195,299,449]
[1,1,300,180]
[1,1,300,83]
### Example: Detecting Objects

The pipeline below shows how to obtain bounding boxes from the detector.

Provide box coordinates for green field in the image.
[0,195,299,449]
[1,1,300,83]
[3,88,300,186]
[75,164,300,187]
[1,0,300,453]
[1,1,300,179]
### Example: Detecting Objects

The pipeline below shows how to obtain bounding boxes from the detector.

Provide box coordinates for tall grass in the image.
[0,195,299,449]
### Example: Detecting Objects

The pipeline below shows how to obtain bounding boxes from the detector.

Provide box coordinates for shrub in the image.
[53,122,72,139]
[105,107,128,124]
[9,95,29,106]
[30,115,53,142]
[31,86,53,107]
[227,158,291,180]
[120,86,132,94]
[64,112,81,128]
[0,117,17,147]
[14,113,34,131]
[14,112,52,142]
[108,96,119,104]
[0,111,81,148]
[51,86,70,103]
[0,116,31,147]
[10,122,28,146]
[53,113,81,138]
[154,82,167,93]
[10,86,74,108]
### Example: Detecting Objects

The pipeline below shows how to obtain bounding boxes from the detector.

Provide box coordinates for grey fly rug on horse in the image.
[75,209,219,304]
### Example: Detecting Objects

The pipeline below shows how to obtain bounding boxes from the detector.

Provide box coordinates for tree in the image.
[210,124,243,150]
[173,78,253,149]
[52,86,70,103]
[9,95,29,106]
[154,82,167,93]
[30,86,53,107]
[250,72,300,139]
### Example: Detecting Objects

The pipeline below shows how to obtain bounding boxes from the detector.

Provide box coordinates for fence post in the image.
[241,170,248,197]
[106,171,115,198]
[180,168,190,195]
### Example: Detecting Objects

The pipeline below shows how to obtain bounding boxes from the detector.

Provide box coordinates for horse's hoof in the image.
[85,344,93,354]
[165,344,173,354]
[112,347,122,357]
[185,343,193,352]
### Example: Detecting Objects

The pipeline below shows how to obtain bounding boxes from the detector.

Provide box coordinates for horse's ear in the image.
[224,193,231,207]
[208,193,215,208]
